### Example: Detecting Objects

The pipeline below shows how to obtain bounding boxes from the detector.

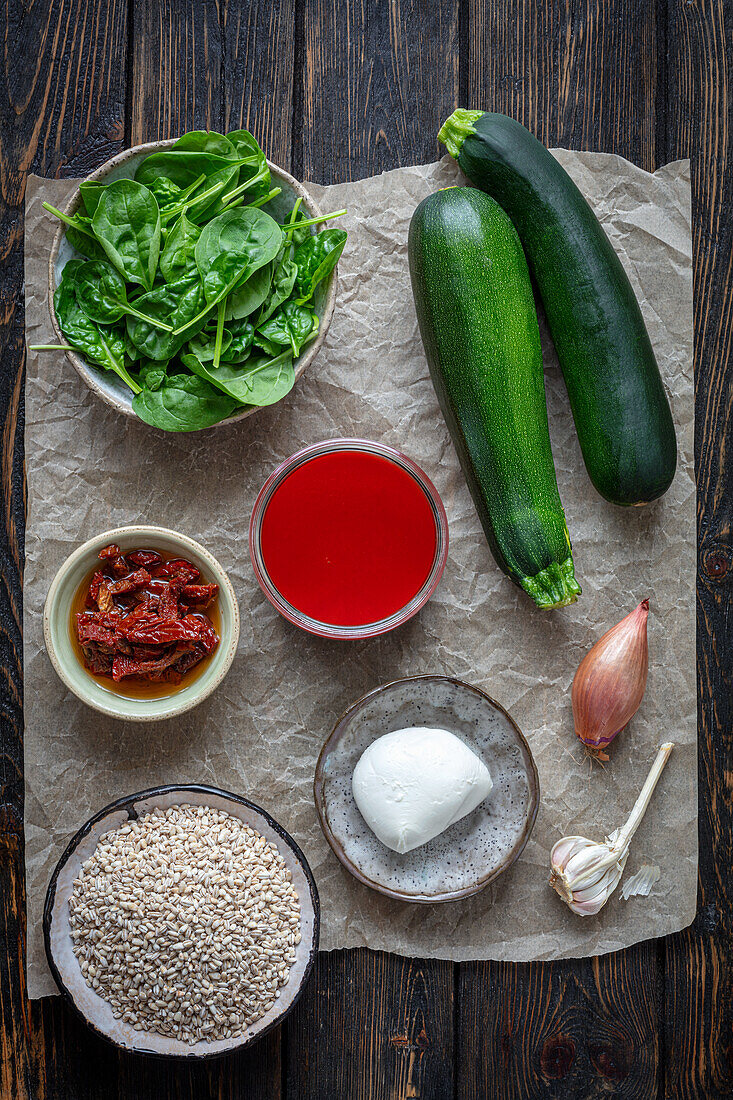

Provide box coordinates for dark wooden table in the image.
[1,2,731,1097]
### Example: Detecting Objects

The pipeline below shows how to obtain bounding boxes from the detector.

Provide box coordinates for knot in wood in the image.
[701,543,731,580]
[540,1033,575,1078]
[589,1038,632,1080]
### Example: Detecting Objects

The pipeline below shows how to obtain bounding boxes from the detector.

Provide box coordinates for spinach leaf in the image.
[135,150,235,189]
[132,373,237,432]
[126,277,206,360]
[159,213,200,283]
[187,322,233,362]
[222,317,254,363]
[66,224,108,261]
[137,360,167,391]
[79,181,106,218]
[176,207,281,334]
[258,300,317,356]
[73,260,173,330]
[252,332,281,357]
[225,261,273,320]
[54,276,141,394]
[173,131,237,157]
[293,228,347,302]
[147,176,183,213]
[91,179,161,290]
[257,253,298,324]
[226,129,271,200]
[182,349,294,406]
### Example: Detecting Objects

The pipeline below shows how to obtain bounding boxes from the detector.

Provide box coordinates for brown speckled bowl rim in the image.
[313,675,540,903]
[43,783,320,1060]
[43,525,240,722]
[47,138,338,431]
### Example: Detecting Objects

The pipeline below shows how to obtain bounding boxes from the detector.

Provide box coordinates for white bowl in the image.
[43,525,240,722]
[48,139,338,429]
[44,785,320,1058]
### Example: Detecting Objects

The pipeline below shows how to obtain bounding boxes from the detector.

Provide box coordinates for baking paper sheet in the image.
[24,152,696,999]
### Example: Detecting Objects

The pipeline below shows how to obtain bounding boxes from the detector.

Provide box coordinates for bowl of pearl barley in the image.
[43,784,319,1058]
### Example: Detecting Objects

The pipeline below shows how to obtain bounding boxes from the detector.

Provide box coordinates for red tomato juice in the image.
[259,450,438,626]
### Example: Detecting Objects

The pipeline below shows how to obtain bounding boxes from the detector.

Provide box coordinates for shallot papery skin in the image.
[571,599,649,755]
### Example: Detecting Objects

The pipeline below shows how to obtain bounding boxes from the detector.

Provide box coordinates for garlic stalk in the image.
[549,742,673,916]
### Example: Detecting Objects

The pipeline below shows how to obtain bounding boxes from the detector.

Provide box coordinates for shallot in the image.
[572,599,649,757]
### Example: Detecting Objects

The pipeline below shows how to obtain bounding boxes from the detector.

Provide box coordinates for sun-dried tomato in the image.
[76,548,219,687]
[86,571,105,608]
[180,583,219,609]
[125,549,163,569]
[153,557,200,582]
[106,569,152,596]
[124,617,205,645]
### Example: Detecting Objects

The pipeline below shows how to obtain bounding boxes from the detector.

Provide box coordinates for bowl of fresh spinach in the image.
[39,131,346,432]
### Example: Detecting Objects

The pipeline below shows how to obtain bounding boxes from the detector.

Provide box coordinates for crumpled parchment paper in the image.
[24,152,696,999]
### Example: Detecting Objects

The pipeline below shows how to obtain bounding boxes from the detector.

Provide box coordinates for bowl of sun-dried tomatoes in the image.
[43,526,240,721]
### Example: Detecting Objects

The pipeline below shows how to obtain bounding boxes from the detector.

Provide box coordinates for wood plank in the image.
[466,0,659,171]
[222,0,296,168]
[459,943,661,1098]
[287,2,459,1094]
[0,4,128,1097]
[662,2,733,1096]
[129,0,224,142]
[30,995,282,1100]
[295,0,461,184]
[287,949,454,1100]
[458,3,664,1097]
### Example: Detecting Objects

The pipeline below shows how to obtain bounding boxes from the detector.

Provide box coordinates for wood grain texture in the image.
[222,0,296,168]
[662,2,733,1096]
[295,0,461,184]
[286,949,454,1100]
[29,997,282,1100]
[466,0,658,171]
[458,944,661,1099]
[1,3,128,1097]
[129,0,224,141]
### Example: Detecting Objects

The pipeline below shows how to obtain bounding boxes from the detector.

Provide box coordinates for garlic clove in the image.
[549,743,673,917]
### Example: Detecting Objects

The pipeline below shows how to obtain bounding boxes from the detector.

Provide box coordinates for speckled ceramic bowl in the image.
[44,784,320,1059]
[47,139,338,429]
[314,676,540,902]
[43,525,239,722]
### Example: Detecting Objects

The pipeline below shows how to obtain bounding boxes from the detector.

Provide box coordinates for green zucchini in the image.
[439,109,677,507]
[408,186,580,610]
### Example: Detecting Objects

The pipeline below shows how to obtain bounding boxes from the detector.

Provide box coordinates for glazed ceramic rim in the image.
[43,525,240,722]
[47,138,338,430]
[249,439,449,640]
[313,675,540,902]
[43,783,320,1059]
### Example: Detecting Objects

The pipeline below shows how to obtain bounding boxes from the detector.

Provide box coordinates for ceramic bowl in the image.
[47,139,338,428]
[44,784,320,1058]
[43,525,239,722]
[314,675,540,902]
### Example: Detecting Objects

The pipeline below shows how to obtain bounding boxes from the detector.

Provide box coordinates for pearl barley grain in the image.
[68,805,301,1044]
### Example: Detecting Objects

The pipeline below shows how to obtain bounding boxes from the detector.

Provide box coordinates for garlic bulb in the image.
[549,742,673,916]
[572,599,650,758]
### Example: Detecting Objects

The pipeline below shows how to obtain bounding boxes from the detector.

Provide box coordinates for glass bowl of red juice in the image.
[249,439,449,640]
